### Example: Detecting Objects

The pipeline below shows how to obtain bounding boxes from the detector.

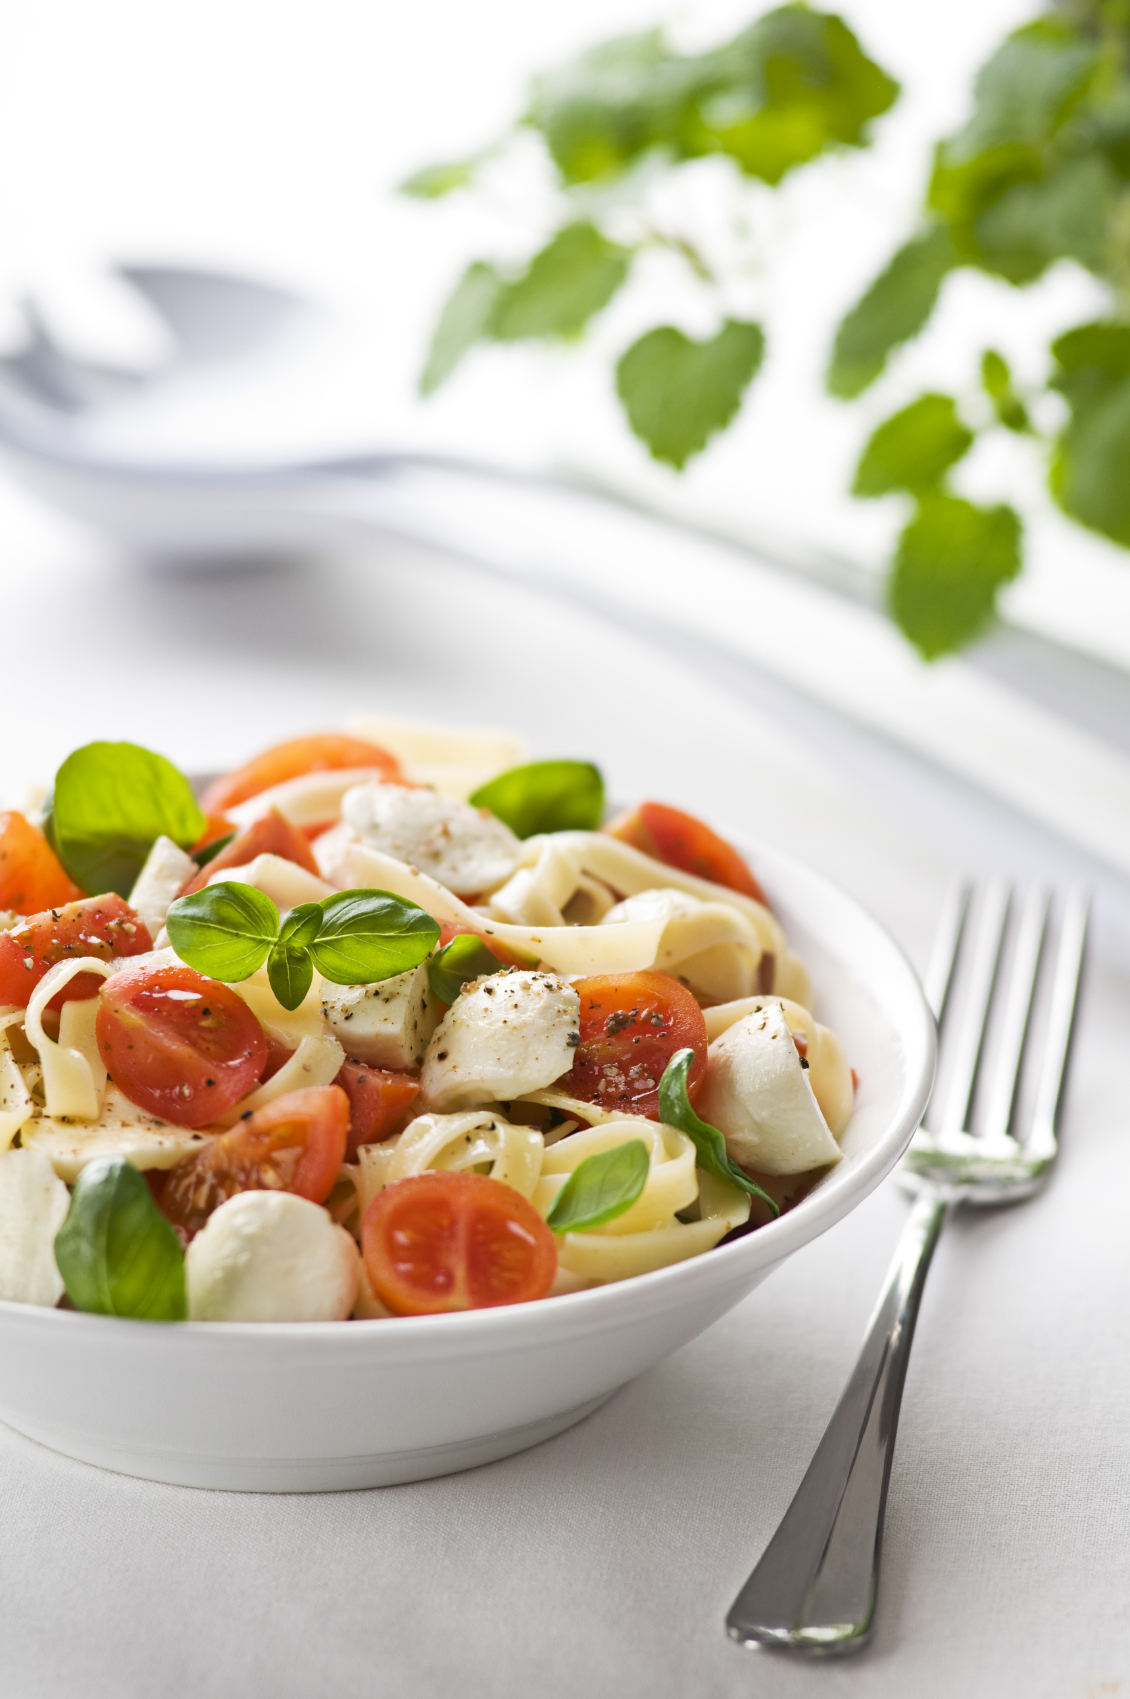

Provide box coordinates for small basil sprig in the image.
[45,741,207,899]
[545,1138,650,1234]
[427,933,505,1004]
[166,883,441,1010]
[659,1048,780,1218]
[469,759,604,837]
[55,1156,187,1321]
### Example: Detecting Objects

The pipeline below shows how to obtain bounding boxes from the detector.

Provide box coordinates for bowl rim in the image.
[0,836,935,1352]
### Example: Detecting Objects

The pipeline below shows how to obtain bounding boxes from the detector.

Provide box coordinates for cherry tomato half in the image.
[202,734,404,813]
[362,1171,557,1315]
[336,1058,420,1158]
[0,894,153,1011]
[96,963,267,1128]
[160,1085,350,1238]
[604,801,768,904]
[560,969,708,1118]
[0,812,83,914]
[180,807,322,896]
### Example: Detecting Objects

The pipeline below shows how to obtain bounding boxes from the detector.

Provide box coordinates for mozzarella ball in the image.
[339,782,521,895]
[697,1001,842,1176]
[186,1191,360,1323]
[0,1148,70,1307]
[420,969,580,1112]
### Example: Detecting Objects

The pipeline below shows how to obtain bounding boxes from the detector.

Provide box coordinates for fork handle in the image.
[726,1192,948,1654]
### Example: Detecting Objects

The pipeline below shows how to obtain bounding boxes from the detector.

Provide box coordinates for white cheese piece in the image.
[23,1085,215,1181]
[208,853,333,911]
[320,963,439,1070]
[704,996,855,1137]
[339,782,522,896]
[697,1001,842,1177]
[186,1191,360,1322]
[420,969,579,1112]
[0,1147,70,1306]
[128,835,196,937]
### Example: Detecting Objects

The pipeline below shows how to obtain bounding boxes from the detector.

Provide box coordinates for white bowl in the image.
[0,844,934,1492]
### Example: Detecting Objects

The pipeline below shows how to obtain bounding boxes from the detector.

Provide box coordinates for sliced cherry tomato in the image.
[335,1059,420,1158]
[0,812,83,914]
[96,963,267,1128]
[180,807,321,896]
[160,1085,350,1237]
[362,1171,556,1315]
[0,894,153,1011]
[604,801,768,904]
[560,969,708,1118]
[202,734,404,813]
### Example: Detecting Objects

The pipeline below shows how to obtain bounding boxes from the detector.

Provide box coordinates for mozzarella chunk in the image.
[697,1001,842,1177]
[320,963,440,1070]
[704,997,855,1136]
[208,853,333,911]
[129,835,196,936]
[186,1191,360,1322]
[420,970,580,1112]
[0,1147,70,1306]
[339,782,521,896]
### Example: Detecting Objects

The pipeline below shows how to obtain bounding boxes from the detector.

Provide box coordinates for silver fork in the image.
[725,879,1089,1656]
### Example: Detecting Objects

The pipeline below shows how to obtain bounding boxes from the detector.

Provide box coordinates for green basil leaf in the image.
[469,759,605,838]
[1048,321,1130,546]
[658,1048,779,1216]
[981,350,1031,434]
[265,903,322,1011]
[852,394,973,498]
[420,261,503,395]
[50,741,207,899]
[545,1137,650,1233]
[488,222,631,341]
[887,492,1022,659]
[55,1155,186,1320]
[828,225,955,398]
[427,933,504,1005]
[615,320,764,469]
[191,830,236,871]
[165,881,280,982]
[310,889,441,985]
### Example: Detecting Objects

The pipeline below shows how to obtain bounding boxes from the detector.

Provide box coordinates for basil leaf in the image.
[852,394,973,498]
[469,760,604,838]
[545,1138,650,1233]
[191,830,236,871]
[616,320,764,469]
[658,1048,779,1216]
[51,741,207,899]
[489,223,631,341]
[166,881,280,982]
[266,903,322,1011]
[421,261,503,395]
[310,889,441,985]
[55,1155,186,1320]
[827,226,955,398]
[888,492,1022,659]
[427,933,504,1004]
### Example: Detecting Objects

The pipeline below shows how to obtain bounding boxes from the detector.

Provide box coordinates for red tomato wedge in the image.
[96,963,267,1128]
[560,969,708,1118]
[160,1085,350,1238]
[202,734,404,813]
[0,812,83,914]
[0,894,153,1011]
[335,1059,420,1158]
[180,807,321,896]
[604,801,768,904]
[362,1171,556,1315]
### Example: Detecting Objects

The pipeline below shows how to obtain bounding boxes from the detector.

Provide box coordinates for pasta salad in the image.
[0,720,855,1323]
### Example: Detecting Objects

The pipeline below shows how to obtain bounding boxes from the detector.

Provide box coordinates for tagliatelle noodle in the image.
[208,854,334,910]
[229,964,326,1050]
[534,1120,697,1235]
[23,1086,216,1182]
[226,769,396,831]
[488,839,586,926]
[213,1032,344,1129]
[0,1011,35,1151]
[25,958,113,1122]
[704,996,855,1137]
[346,712,526,801]
[386,1111,545,1199]
[600,889,761,1002]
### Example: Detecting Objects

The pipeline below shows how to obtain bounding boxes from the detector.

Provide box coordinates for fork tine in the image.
[936,880,1010,1136]
[979,887,1049,1144]
[1025,886,1089,1159]
[922,879,970,1020]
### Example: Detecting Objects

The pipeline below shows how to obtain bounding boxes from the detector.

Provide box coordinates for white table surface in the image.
[1,485,1128,1699]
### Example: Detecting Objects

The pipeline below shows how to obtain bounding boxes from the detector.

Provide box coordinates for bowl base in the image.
[0,1391,616,1492]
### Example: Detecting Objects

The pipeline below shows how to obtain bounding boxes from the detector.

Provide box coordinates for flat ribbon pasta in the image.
[0,1011,36,1151]
[385,1110,544,1198]
[25,959,113,1122]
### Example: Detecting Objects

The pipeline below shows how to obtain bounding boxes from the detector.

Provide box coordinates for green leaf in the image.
[489,223,631,341]
[888,492,1022,659]
[266,904,322,1011]
[852,394,973,498]
[50,742,207,900]
[658,1048,779,1215]
[615,319,764,469]
[310,889,440,985]
[972,152,1116,282]
[420,261,503,395]
[55,1155,186,1321]
[427,933,504,1005]
[981,350,1030,433]
[1049,322,1130,546]
[400,159,479,199]
[545,1138,650,1233]
[469,759,605,838]
[828,226,955,398]
[191,830,236,871]
[165,881,280,982]
[942,17,1099,161]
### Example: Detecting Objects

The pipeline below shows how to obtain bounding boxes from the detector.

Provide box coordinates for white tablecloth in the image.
[2,488,1127,1699]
